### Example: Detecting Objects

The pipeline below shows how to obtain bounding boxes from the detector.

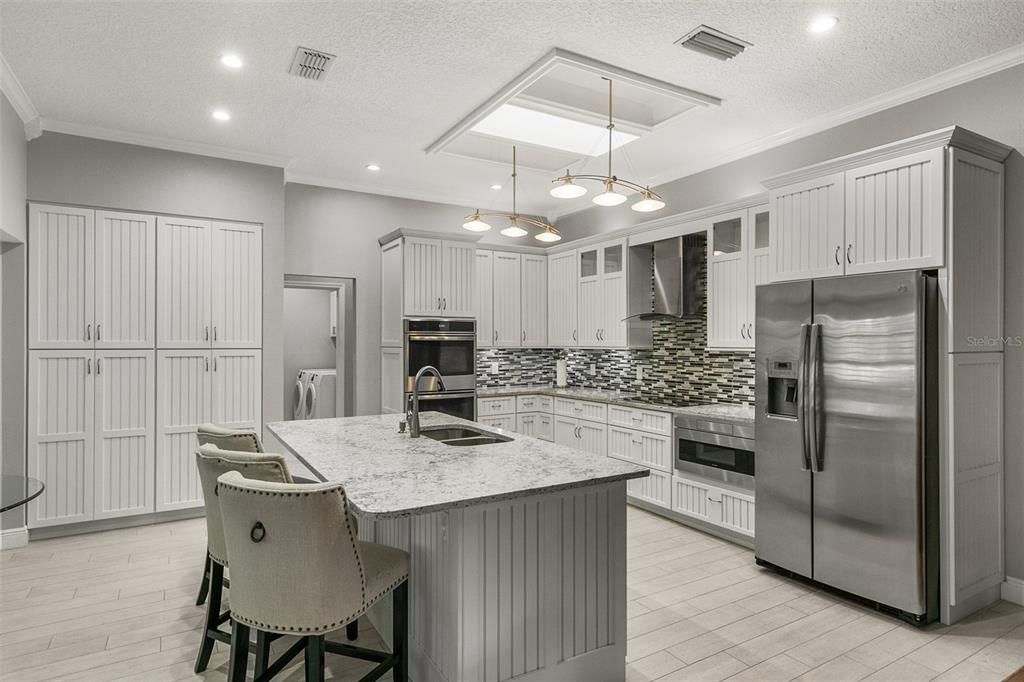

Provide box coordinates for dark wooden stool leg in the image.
[195,553,211,606]
[304,635,325,682]
[345,620,358,641]
[255,630,271,677]
[228,620,251,682]
[194,561,224,673]
[393,580,409,682]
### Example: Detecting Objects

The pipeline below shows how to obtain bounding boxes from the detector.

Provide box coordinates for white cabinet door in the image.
[475,250,494,348]
[441,241,475,317]
[608,427,672,472]
[707,210,749,350]
[157,217,212,348]
[577,278,602,346]
[517,413,553,441]
[599,241,627,347]
[553,416,579,449]
[768,172,845,282]
[156,350,212,511]
[521,254,547,346]
[671,474,712,522]
[380,347,404,414]
[547,250,578,347]
[711,487,755,537]
[607,426,634,462]
[492,252,522,347]
[94,350,155,520]
[403,237,443,316]
[28,204,95,349]
[94,211,156,349]
[211,350,262,430]
[578,420,607,456]
[627,469,672,509]
[478,415,515,431]
[844,147,945,274]
[746,205,771,347]
[211,222,262,348]
[27,351,95,527]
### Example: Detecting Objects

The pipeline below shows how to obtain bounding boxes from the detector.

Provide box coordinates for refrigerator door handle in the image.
[808,322,824,472]
[797,323,811,471]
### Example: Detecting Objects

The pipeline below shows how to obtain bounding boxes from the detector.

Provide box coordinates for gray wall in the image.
[26,132,286,437]
[556,64,1024,581]
[283,287,337,417]
[1,90,28,531]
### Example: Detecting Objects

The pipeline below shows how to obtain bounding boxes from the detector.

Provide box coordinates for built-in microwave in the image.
[675,416,755,490]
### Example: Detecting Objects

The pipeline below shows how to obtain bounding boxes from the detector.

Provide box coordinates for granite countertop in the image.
[477,385,755,426]
[267,412,648,519]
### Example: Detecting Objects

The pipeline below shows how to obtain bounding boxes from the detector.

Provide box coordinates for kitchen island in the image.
[267,411,648,682]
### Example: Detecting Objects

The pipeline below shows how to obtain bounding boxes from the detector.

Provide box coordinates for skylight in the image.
[471,103,638,157]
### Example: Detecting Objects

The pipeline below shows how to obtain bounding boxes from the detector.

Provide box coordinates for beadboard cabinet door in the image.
[27,351,95,528]
[211,222,262,348]
[157,217,213,348]
[441,240,476,317]
[599,241,627,347]
[745,205,771,347]
[94,350,155,520]
[403,237,444,316]
[94,211,156,349]
[769,172,845,282]
[707,211,749,350]
[547,250,578,347]
[475,250,494,348]
[28,205,96,349]
[844,147,945,274]
[156,350,212,511]
[211,350,263,430]
[521,254,547,346]
[492,251,522,347]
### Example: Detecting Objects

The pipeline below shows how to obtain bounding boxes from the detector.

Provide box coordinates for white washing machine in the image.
[303,369,337,420]
[293,370,314,420]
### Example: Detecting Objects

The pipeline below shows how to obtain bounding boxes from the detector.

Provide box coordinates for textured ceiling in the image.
[2,1,1022,218]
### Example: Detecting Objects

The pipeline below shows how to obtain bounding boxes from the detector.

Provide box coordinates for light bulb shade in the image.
[500,224,528,238]
[592,187,626,206]
[534,230,561,242]
[462,215,492,232]
[550,178,588,199]
[631,193,665,213]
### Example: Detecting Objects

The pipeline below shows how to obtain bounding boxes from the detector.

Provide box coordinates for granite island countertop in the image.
[267,411,648,518]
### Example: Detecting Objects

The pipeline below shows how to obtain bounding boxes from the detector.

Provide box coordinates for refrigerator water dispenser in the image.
[766,358,799,418]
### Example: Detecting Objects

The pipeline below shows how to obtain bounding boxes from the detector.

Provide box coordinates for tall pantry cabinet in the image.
[26,204,263,529]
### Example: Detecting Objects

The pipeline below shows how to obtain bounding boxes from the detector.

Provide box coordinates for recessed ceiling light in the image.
[211,109,231,121]
[366,164,381,172]
[471,103,638,157]
[220,54,243,69]
[490,184,502,190]
[808,15,838,33]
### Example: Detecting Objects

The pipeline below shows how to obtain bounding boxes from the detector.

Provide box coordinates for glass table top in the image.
[1,475,45,513]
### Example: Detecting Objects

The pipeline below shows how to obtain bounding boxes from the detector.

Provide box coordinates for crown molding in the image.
[550,42,1024,222]
[377,227,482,246]
[39,118,292,167]
[0,52,41,140]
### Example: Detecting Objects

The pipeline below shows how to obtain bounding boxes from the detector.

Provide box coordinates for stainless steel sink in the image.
[421,426,512,446]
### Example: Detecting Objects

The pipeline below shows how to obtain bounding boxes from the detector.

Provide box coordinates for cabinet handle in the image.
[205,326,210,341]
[205,357,210,372]
[97,358,102,375]
[86,324,91,341]
[740,325,747,339]
[96,324,101,341]
[522,330,526,342]
[437,297,442,310]
[834,246,841,265]
[572,329,577,342]
[213,326,218,342]
[442,297,447,311]
[331,325,337,336]
[214,357,218,372]
[846,244,853,265]
[494,329,498,342]
[86,358,91,375]
[575,426,581,439]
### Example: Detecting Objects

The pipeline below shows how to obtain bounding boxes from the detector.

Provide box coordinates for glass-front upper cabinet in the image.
[579,248,598,279]
[603,242,623,274]
[712,216,743,256]
[752,207,770,250]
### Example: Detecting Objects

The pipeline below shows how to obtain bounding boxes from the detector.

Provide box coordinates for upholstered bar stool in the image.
[193,444,295,675]
[216,471,410,682]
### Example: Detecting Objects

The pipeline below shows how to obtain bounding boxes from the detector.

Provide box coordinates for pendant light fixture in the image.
[463,146,561,242]
[550,78,665,213]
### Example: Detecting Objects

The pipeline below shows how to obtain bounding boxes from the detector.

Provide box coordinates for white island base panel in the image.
[359,481,628,682]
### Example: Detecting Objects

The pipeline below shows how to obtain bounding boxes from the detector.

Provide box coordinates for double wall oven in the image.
[404,318,476,420]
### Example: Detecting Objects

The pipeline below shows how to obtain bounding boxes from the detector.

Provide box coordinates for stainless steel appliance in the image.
[675,411,755,492]
[404,318,476,420]
[755,271,938,624]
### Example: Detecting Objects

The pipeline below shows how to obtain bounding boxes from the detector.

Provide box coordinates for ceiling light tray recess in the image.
[426,48,721,174]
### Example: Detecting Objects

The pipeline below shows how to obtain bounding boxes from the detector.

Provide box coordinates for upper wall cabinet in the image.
[475,250,494,348]
[521,254,547,346]
[29,205,157,350]
[767,173,845,282]
[707,204,770,351]
[156,218,262,348]
[547,250,578,347]
[401,236,475,318]
[492,251,522,347]
[576,239,627,347]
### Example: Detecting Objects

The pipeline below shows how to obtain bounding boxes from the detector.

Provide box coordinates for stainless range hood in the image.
[626,233,706,321]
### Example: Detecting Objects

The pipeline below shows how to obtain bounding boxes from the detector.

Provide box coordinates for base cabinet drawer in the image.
[716,488,755,537]
[607,427,673,472]
[516,395,552,413]
[671,474,755,537]
[478,414,515,431]
[626,469,671,509]
[516,412,553,441]
[553,397,606,423]
[671,475,712,521]
[607,405,672,436]
[478,397,516,416]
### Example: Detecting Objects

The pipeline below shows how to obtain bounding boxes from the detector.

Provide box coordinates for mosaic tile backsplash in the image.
[476,316,755,407]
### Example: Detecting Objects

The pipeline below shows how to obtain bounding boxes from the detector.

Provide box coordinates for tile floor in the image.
[0,507,1021,681]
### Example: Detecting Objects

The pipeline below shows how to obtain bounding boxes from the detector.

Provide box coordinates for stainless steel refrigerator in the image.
[754,271,939,624]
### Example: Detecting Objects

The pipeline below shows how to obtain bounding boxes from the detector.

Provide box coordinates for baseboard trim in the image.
[0,526,30,550]
[1002,577,1024,606]
[28,508,204,541]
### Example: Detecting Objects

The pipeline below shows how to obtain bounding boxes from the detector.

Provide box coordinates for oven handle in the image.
[406,334,476,341]
[676,427,754,453]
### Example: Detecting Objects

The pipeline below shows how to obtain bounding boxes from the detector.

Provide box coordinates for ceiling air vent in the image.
[676,25,751,60]
[288,46,336,81]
